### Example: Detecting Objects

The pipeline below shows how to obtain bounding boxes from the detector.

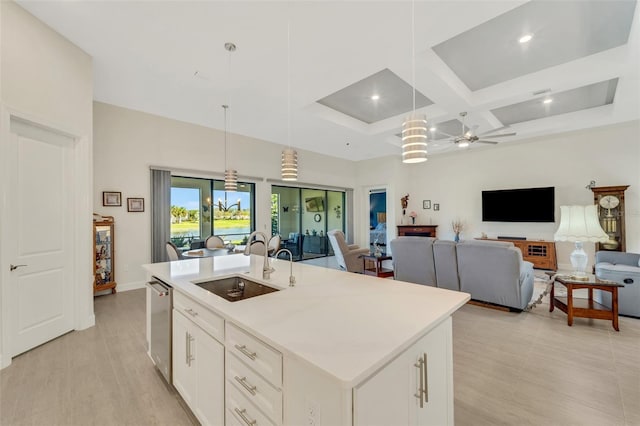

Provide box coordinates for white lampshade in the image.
[554,205,608,242]
[554,205,608,279]
[401,114,428,164]
[281,148,298,181]
[224,169,238,192]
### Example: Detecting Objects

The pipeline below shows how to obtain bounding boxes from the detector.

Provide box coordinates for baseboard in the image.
[117,280,146,292]
[0,353,9,370]
[77,313,95,330]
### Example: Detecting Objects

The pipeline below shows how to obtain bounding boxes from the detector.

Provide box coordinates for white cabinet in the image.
[283,317,453,426]
[173,310,225,426]
[225,323,283,426]
[354,317,452,426]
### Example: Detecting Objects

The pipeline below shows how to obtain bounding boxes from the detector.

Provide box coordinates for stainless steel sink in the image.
[195,276,279,302]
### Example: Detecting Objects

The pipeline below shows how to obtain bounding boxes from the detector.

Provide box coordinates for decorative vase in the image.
[454,233,460,243]
[411,217,415,225]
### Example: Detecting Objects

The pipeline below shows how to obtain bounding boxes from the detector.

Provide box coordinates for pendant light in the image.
[224,42,238,191]
[281,21,298,181]
[401,0,428,164]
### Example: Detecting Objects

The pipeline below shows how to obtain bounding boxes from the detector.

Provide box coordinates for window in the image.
[171,176,255,247]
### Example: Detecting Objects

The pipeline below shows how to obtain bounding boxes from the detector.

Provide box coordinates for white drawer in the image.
[227,352,282,424]
[226,383,276,426]
[226,323,282,387]
[174,291,224,343]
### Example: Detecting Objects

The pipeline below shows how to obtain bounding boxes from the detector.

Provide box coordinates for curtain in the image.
[151,169,171,262]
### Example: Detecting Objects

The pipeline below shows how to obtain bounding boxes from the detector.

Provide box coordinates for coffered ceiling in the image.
[17,0,640,161]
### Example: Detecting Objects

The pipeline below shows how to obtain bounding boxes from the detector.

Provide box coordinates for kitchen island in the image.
[144,254,469,426]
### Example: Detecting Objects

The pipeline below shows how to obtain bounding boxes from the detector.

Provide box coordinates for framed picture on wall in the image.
[127,198,144,212]
[103,191,122,207]
[433,203,440,211]
[423,200,431,209]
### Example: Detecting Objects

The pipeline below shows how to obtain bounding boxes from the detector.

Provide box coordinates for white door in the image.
[7,118,75,357]
[194,326,224,426]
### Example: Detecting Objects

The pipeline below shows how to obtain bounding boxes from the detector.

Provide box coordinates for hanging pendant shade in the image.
[281,148,298,181]
[224,169,238,191]
[281,22,298,181]
[401,0,428,164]
[402,113,428,163]
[222,103,237,192]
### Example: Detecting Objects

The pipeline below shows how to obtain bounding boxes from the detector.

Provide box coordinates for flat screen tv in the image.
[482,186,554,222]
[305,196,325,212]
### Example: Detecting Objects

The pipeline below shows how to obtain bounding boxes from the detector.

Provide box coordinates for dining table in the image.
[181,246,246,258]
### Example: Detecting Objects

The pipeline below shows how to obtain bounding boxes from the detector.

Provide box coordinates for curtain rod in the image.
[149,165,263,183]
[265,178,353,192]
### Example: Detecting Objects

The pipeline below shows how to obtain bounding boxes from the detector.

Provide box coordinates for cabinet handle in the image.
[414,357,425,408]
[423,353,429,403]
[185,332,195,366]
[234,407,257,425]
[185,331,190,365]
[184,308,198,317]
[234,375,257,395]
[234,344,257,360]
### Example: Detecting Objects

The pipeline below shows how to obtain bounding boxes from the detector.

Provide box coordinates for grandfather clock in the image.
[591,185,629,252]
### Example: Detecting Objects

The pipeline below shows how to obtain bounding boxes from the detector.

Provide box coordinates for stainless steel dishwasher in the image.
[146,278,172,384]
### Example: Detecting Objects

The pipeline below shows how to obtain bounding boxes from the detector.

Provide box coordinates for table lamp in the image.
[553,205,608,280]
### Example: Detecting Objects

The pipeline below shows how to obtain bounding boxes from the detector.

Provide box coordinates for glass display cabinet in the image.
[94,214,117,295]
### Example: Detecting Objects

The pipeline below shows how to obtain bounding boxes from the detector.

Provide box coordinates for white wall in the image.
[93,102,357,288]
[0,1,94,366]
[362,121,640,270]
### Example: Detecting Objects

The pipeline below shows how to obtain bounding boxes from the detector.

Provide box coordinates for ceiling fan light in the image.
[458,141,469,148]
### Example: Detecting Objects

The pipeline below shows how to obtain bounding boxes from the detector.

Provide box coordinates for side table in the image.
[361,254,394,278]
[548,273,623,331]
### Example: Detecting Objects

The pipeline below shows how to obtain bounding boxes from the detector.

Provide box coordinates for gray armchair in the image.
[456,240,534,311]
[595,251,640,317]
[327,230,369,273]
[390,237,437,286]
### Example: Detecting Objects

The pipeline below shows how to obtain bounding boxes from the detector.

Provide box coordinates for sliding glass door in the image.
[171,176,255,248]
[271,185,345,261]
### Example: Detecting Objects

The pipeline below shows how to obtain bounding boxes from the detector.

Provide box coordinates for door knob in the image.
[10,264,27,271]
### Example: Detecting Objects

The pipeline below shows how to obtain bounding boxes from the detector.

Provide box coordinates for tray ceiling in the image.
[16,0,640,161]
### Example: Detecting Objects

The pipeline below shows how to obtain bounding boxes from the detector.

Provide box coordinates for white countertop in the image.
[143,255,469,388]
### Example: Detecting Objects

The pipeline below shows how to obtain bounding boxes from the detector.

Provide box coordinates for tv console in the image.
[478,238,557,270]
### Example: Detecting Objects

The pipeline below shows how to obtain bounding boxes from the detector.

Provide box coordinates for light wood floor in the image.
[1,289,638,425]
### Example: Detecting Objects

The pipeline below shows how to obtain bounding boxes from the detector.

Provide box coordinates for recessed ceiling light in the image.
[371,94,380,101]
[519,34,533,44]
[543,98,553,104]
[429,127,436,132]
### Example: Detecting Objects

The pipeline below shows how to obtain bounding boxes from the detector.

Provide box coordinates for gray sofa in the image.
[390,237,534,311]
[595,251,640,318]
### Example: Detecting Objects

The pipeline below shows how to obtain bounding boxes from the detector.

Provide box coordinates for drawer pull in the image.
[234,344,257,360]
[234,407,257,426]
[184,308,198,317]
[234,375,257,395]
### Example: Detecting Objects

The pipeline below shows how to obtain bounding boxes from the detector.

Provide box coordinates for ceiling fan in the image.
[436,112,516,148]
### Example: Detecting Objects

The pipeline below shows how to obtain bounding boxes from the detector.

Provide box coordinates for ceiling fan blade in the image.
[481,132,516,138]
[475,140,499,145]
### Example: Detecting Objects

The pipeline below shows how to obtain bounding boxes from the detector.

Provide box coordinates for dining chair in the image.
[267,235,281,257]
[165,241,182,261]
[205,235,225,249]
[248,240,266,255]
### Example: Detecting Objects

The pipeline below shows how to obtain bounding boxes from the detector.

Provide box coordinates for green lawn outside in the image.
[171,219,250,236]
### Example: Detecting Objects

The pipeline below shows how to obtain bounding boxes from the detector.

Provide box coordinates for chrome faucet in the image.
[244,231,273,279]
[274,249,296,287]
